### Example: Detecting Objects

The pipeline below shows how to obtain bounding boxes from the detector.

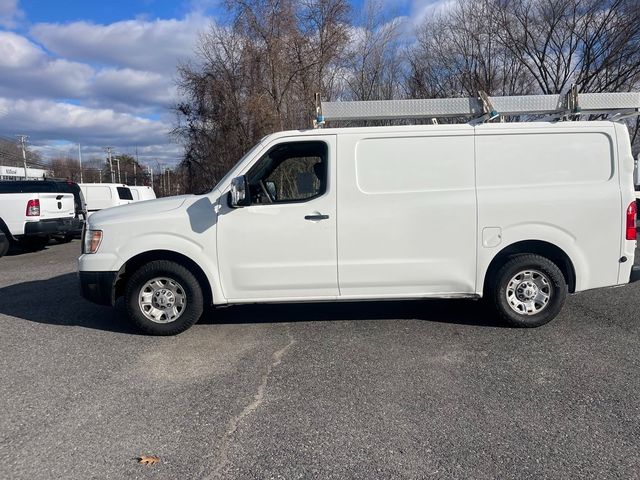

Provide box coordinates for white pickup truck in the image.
[0,190,76,256]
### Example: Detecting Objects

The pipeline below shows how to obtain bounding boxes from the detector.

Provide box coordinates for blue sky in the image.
[18,0,411,24]
[0,0,436,167]
[19,0,209,24]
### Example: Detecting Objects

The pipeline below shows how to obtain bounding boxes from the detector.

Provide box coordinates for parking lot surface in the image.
[1,241,639,479]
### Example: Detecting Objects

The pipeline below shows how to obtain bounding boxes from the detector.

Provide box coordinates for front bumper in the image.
[79,271,117,306]
[24,217,81,237]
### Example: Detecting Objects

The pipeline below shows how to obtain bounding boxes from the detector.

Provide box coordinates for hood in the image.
[88,195,192,227]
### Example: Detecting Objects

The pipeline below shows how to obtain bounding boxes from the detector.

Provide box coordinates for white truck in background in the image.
[79,183,134,217]
[0,191,75,256]
[128,185,156,202]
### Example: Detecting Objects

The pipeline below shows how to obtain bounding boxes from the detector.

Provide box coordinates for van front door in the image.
[217,136,338,301]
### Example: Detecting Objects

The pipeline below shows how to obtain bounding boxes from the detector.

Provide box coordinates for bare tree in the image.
[175,0,640,191]
[342,0,404,101]
[174,0,350,192]
[50,157,81,181]
[408,0,535,98]
[496,0,640,94]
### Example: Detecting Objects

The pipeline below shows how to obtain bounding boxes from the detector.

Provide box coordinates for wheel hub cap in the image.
[516,281,539,301]
[506,269,552,316]
[138,277,187,324]
[153,289,175,308]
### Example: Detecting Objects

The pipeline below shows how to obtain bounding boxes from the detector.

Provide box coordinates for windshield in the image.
[212,138,267,192]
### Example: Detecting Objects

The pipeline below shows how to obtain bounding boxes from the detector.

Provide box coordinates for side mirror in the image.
[229,175,251,208]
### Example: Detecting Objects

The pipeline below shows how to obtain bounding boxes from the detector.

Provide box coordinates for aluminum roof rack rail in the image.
[315,89,640,126]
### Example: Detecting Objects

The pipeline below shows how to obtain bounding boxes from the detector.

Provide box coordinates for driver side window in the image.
[247,141,327,205]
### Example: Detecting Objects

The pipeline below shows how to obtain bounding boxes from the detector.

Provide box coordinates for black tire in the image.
[490,254,567,328]
[18,236,50,251]
[53,234,74,244]
[125,260,204,335]
[0,235,9,258]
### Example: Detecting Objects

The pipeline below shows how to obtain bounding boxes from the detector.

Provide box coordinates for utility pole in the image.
[77,143,83,182]
[134,147,138,186]
[166,168,171,195]
[17,135,29,179]
[104,147,114,183]
[116,157,121,183]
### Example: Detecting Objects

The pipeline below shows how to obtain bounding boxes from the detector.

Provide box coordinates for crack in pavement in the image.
[206,325,296,479]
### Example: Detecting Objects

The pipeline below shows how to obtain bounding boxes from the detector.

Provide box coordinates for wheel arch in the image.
[114,250,214,306]
[0,217,15,241]
[482,240,576,295]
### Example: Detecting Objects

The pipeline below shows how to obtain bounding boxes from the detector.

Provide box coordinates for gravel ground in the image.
[0,240,639,479]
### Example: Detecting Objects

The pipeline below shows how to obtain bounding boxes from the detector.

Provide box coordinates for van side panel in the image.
[337,128,477,296]
[475,124,621,293]
[615,122,637,284]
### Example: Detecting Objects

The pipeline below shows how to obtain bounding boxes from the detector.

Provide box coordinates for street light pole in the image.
[17,135,28,179]
[78,143,83,182]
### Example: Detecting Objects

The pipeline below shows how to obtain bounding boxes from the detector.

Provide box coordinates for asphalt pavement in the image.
[0,241,639,479]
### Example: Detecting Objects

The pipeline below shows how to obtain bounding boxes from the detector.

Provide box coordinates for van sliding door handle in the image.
[305,214,330,221]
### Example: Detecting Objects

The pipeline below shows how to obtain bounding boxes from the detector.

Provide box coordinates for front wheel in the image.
[125,260,204,335]
[491,254,567,328]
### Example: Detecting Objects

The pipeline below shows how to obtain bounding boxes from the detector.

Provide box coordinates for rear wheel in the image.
[0,235,9,258]
[491,254,567,328]
[53,233,74,244]
[125,260,204,335]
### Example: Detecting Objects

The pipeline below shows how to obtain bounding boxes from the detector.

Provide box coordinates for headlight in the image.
[83,229,103,254]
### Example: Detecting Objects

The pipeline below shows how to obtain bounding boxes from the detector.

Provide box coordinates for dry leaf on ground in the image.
[138,455,160,466]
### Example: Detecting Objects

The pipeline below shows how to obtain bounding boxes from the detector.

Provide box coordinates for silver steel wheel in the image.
[505,269,552,316]
[138,277,187,324]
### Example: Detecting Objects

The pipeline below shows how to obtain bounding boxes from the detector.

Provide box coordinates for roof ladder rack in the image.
[316,89,640,126]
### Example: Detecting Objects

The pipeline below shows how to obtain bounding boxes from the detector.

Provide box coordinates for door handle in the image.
[305,213,330,221]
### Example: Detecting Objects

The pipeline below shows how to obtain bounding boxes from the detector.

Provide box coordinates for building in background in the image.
[0,165,50,180]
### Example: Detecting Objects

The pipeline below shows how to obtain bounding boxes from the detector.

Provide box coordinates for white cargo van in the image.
[128,185,156,202]
[78,93,640,335]
[79,183,133,216]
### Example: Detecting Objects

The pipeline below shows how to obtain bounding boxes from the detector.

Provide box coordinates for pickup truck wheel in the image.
[53,234,74,244]
[0,235,9,257]
[491,254,567,328]
[125,260,203,335]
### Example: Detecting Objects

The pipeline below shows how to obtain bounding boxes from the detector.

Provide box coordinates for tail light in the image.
[26,199,40,217]
[626,201,637,240]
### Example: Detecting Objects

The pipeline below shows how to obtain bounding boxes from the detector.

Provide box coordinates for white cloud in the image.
[0,97,172,148]
[0,31,178,109]
[92,68,178,109]
[0,32,93,99]
[0,0,22,28]
[411,0,457,25]
[0,8,213,167]
[0,31,42,68]
[30,14,210,73]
